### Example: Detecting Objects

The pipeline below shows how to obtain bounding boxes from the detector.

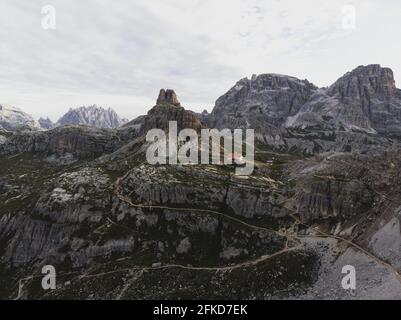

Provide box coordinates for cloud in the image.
[0,0,400,121]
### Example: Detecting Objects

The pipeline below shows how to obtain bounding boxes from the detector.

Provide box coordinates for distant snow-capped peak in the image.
[0,104,39,131]
[56,105,128,129]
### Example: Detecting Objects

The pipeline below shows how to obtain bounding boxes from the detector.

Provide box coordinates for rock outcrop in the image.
[209,65,401,154]
[289,65,401,134]
[210,74,317,130]
[156,89,181,106]
[142,104,206,133]
[328,65,396,101]
[119,165,288,219]
[327,65,401,135]
[125,89,206,133]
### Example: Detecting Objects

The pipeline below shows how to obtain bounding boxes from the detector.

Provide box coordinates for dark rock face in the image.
[209,65,401,154]
[156,89,181,106]
[295,176,373,223]
[0,126,127,159]
[326,65,401,136]
[210,74,317,130]
[119,165,289,219]
[285,150,401,236]
[328,65,396,101]
[143,104,206,133]
[291,65,401,135]
[126,89,206,133]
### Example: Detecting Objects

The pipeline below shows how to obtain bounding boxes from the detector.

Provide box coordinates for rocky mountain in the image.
[124,89,206,133]
[210,73,317,130]
[2,68,401,300]
[208,65,401,154]
[288,65,401,135]
[56,105,127,129]
[156,88,181,106]
[38,117,55,130]
[0,104,127,132]
[0,104,39,132]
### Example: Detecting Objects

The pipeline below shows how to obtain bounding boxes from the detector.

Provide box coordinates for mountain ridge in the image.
[0,104,40,132]
[203,64,401,154]
[56,105,128,129]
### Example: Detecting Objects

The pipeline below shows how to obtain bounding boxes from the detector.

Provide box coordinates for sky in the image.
[0,0,401,121]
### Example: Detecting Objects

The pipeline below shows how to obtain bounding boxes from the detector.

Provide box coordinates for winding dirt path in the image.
[114,167,401,283]
[15,160,401,298]
[79,245,301,280]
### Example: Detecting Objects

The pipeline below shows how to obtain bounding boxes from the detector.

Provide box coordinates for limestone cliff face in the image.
[0,167,126,268]
[210,74,317,130]
[0,126,132,159]
[328,65,396,101]
[291,65,401,134]
[0,162,286,276]
[118,165,289,219]
[210,65,401,133]
[143,104,206,133]
[286,151,401,224]
[209,65,401,154]
[327,65,401,135]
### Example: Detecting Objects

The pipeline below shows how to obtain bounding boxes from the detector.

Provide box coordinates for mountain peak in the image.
[56,105,126,129]
[350,64,392,75]
[0,104,39,131]
[329,64,396,99]
[233,73,317,92]
[156,89,181,106]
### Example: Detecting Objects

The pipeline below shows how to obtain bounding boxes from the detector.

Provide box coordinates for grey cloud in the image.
[0,0,400,120]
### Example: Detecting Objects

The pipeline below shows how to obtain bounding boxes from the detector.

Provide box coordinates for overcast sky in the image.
[1,0,401,121]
